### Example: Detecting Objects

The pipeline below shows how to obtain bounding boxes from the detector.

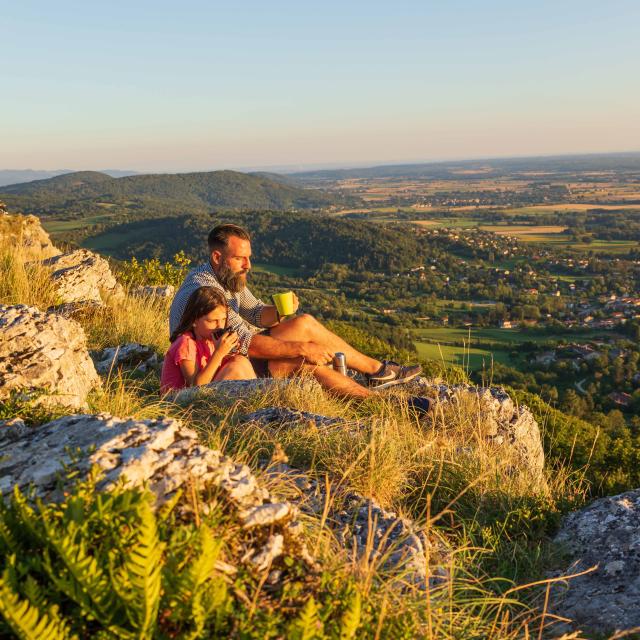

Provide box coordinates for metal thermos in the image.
[333,352,347,376]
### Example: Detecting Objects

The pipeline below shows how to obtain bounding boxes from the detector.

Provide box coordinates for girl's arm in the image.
[179,332,240,387]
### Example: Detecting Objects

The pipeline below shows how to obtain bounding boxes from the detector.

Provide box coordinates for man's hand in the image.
[300,341,333,365]
[291,292,300,314]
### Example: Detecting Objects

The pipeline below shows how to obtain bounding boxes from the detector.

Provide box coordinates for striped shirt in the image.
[169,262,267,356]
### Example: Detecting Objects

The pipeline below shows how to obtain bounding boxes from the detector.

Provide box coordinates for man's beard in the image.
[216,262,248,293]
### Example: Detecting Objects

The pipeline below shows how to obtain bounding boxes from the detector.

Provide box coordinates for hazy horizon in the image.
[3,149,640,177]
[3,0,640,171]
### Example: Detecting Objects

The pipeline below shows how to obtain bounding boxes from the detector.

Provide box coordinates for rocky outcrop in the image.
[0,410,450,586]
[0,213,60,259]
[411,381,545,478]
[0,413,312,572]
[43,248,123,305]
[91,342,159,375]
[265,457,449,590]
[551,489,640,634]
[0,305,100,409]
[173,378,545,478]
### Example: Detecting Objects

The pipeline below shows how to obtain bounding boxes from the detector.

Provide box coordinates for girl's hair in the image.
[170,286,228,343]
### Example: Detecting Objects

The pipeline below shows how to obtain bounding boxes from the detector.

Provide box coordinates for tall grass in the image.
[84,289,171,353]
[0,244,60,308]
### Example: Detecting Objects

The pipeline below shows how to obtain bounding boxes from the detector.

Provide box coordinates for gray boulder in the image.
[0,412,315,572]
[91,342,159,375]
[0,304,101,409]
[551,489,640,634]
[411,380,545,478]
[43,248,123,305]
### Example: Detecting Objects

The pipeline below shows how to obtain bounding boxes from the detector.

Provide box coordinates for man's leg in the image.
[213,355,257,381]
[268,314,381,375]
[268,357,372,399]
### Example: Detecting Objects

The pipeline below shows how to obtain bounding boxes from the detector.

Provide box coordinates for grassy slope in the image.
[0,236,602,638]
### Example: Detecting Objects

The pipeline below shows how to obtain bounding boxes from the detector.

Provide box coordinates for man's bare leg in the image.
[268,357,372,399]
[268,314,381,375]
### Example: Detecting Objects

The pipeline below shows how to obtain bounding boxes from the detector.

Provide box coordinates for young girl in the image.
[160,286,256,394]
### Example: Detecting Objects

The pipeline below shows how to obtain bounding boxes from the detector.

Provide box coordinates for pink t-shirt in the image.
[160,332,216,394]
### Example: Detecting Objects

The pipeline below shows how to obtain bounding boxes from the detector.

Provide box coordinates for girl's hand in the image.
[214,330,239,356]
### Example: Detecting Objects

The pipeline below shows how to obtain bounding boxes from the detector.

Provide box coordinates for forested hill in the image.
[82,211,434,273]
[0,169,351,215]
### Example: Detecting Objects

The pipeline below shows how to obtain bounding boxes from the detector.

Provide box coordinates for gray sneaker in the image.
[366,360,422,390]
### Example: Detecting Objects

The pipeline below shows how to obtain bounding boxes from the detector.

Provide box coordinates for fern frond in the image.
[41,523,122,627]
[0,501,21,555]
[10,487,44,545]
[288,596,324,640]
[20,576,50,613]
[118,494,163,639]
[0,576,76,640]
[339,590,361,640]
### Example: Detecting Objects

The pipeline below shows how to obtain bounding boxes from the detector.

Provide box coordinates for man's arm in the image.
[248,333,333,364]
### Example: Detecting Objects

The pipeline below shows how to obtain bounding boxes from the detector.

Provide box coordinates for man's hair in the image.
[208,224,251,252]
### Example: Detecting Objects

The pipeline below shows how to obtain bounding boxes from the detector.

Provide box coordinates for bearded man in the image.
[169,224,426,401]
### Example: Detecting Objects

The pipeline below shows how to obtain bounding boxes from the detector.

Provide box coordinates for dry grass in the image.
[0,244,60,308]
[83,288,171,353]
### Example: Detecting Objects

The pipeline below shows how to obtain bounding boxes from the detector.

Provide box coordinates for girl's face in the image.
[192,305,226,340]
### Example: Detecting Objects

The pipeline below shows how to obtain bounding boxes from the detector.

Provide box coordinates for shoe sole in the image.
[368,370,421,391]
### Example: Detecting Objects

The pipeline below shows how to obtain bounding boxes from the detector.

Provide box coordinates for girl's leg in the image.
[213,355,257,381]
[268,358,372,399]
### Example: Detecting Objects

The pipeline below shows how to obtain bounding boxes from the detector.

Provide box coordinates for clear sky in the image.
[2,0,639,172]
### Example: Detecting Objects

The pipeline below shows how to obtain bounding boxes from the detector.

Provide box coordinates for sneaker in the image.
[366,360,422,390]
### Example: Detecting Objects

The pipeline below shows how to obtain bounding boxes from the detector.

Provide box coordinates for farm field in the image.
[414,326,621,350]
[43,214,115,233]
[413,340,510,370]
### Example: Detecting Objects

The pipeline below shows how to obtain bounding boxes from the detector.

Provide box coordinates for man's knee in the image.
[291,313,319,336]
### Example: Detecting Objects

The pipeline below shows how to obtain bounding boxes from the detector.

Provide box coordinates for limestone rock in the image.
[0,213,60,259]
[411,380,545,478]
[551,489,640,634]
[132,284,175,298]
[266,462,449,590]
[240,502,293,528]
[241,406,349,430]
[170,378,316,404]
[47,300,104,320]
[43,249,123,304]
[0,418,29,444]
[0,304,100,409]
[0,412,315,573]
[92,343,159,375]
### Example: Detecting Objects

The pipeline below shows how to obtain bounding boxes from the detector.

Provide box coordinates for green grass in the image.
[82,226,152,255]
[414,340,511,369]
[42,214,115,233]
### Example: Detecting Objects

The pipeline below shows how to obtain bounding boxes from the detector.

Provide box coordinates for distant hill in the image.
[291,152,640,182]
[0,169,138,187]
[0,170,72,187]
[0,169,349,215]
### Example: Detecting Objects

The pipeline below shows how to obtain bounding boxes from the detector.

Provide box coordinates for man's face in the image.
[211,236,252,292]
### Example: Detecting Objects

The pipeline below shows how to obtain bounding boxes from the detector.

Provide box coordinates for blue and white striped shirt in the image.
[169,262,267,355]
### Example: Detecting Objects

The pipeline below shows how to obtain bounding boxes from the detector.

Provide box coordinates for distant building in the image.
[608,392,633,408]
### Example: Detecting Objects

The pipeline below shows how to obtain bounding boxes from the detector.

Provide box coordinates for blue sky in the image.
[2,0,639,171]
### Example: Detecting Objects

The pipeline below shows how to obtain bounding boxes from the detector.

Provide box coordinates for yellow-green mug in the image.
[272,291,295,318]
